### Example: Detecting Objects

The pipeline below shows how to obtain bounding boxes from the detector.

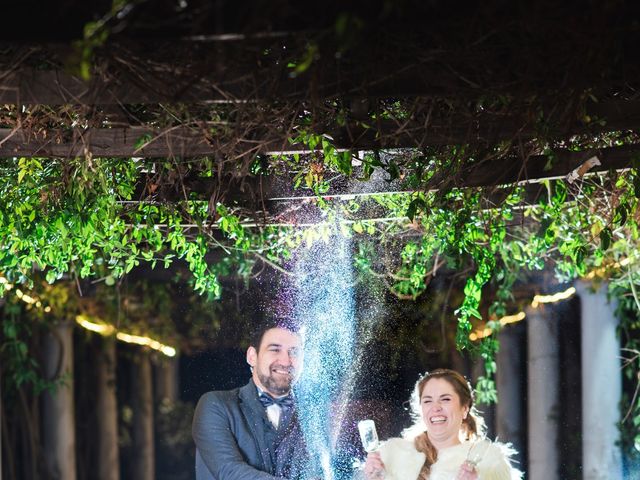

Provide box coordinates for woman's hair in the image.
[405,369,484,479]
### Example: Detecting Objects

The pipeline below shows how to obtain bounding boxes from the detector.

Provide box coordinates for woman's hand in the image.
[455,460,479,480]
[363,451,385,479]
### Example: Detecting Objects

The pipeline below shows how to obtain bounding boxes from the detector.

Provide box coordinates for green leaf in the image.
[615,204,628,227]
[634,174,640,199]
[406,199,419,221]
[134,134,153,150]
[599,227,612,251]
[386,161,400,181]
[4,323,17,339]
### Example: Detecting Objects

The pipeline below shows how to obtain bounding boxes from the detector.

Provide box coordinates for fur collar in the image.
[378,438,522,480]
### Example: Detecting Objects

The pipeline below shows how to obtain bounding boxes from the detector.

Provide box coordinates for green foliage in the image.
[0,158,295,298]
[0,298,60,397]
[613,276,640,462]
[327,161,640,402]
[2,133,640,411]
[0,156,310,395]
[287,42,319,76]
[69,0,137,80]
[284,130,355,194]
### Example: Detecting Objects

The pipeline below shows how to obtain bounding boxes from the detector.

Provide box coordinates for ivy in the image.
[2,135,640,412]
[316,162,640,402]
[0,291,69,398]
[0,159,302,302]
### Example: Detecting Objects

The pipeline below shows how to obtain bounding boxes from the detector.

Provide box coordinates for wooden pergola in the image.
[2,1,639,199]
[2,4,640,479]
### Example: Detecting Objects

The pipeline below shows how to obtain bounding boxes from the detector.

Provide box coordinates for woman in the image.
[364,369,521,480]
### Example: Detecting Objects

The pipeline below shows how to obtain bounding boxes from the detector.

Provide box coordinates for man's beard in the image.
[257,366,294,396]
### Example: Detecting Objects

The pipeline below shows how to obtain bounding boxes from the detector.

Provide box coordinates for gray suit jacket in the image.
[193,379,305,480]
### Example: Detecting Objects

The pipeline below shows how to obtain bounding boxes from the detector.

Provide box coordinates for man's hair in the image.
[248,316,301,351]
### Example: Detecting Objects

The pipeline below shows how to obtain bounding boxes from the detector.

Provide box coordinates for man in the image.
[192,319,306,479]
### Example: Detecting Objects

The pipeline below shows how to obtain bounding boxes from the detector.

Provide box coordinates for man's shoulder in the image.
[197,381,254,407]
[199,387,239,404]
[193,382,262,429]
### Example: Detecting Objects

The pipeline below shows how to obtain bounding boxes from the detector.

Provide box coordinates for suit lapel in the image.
[238,380,275,473]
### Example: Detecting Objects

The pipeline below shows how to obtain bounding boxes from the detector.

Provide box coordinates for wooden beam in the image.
[265,143,640,202]
[93,143,640,207]
[459,144,638,188]
[0,60,445,105]
[1,100,639,158]
[0,124,486,158]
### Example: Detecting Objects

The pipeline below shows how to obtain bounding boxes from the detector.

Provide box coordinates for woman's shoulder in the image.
[378,437,425,480]
[472,439,523,480]
[473,439,519,463]
[433,439,522,480]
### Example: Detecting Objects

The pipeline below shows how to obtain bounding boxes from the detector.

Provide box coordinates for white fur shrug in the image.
[378,437,522,480]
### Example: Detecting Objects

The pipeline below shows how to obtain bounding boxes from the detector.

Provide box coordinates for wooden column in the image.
[154,355,179,404]
[95,337,119,480]
[575,282,623,480]
[496,323,525,465]
[527,305,559,480]
[132,351,155,480]
[41,321,76,480]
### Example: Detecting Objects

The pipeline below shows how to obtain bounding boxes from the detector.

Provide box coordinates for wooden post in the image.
[41,321,76,480]
[154,355,179,404]
[527,304,559,480]
[131,351,155,480]
[496,323,525,466]
[95,337,120,480]
[575,282,623,480]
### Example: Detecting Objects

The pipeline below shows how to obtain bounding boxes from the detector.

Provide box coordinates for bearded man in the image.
[192,318,307,479]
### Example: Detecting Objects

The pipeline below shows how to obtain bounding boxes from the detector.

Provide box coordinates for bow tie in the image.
[259,392,294,410]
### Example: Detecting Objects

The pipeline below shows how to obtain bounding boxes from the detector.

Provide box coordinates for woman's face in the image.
[420,377,469,448]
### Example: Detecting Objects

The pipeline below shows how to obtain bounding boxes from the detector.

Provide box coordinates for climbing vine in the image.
[0,158,304,297]
[2,121,640,416]
[273,131,640,404]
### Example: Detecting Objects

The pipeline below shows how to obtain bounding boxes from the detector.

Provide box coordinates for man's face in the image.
[246,327,303,397]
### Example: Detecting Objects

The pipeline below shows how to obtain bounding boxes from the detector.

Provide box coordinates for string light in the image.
[472,259,634,342]
[115,332,177,357]
[469,311,528,341]
[499,311,527,325]
[76,315,116,335]
[0,275,13,290]
[15,289,37,305]
[585,256,632,280]
[470,286,577,340]
[2,281,177,358]
[531,286,576,308]
[469,328,494,342]
[75,315,177,357]
[3,254,629,354]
